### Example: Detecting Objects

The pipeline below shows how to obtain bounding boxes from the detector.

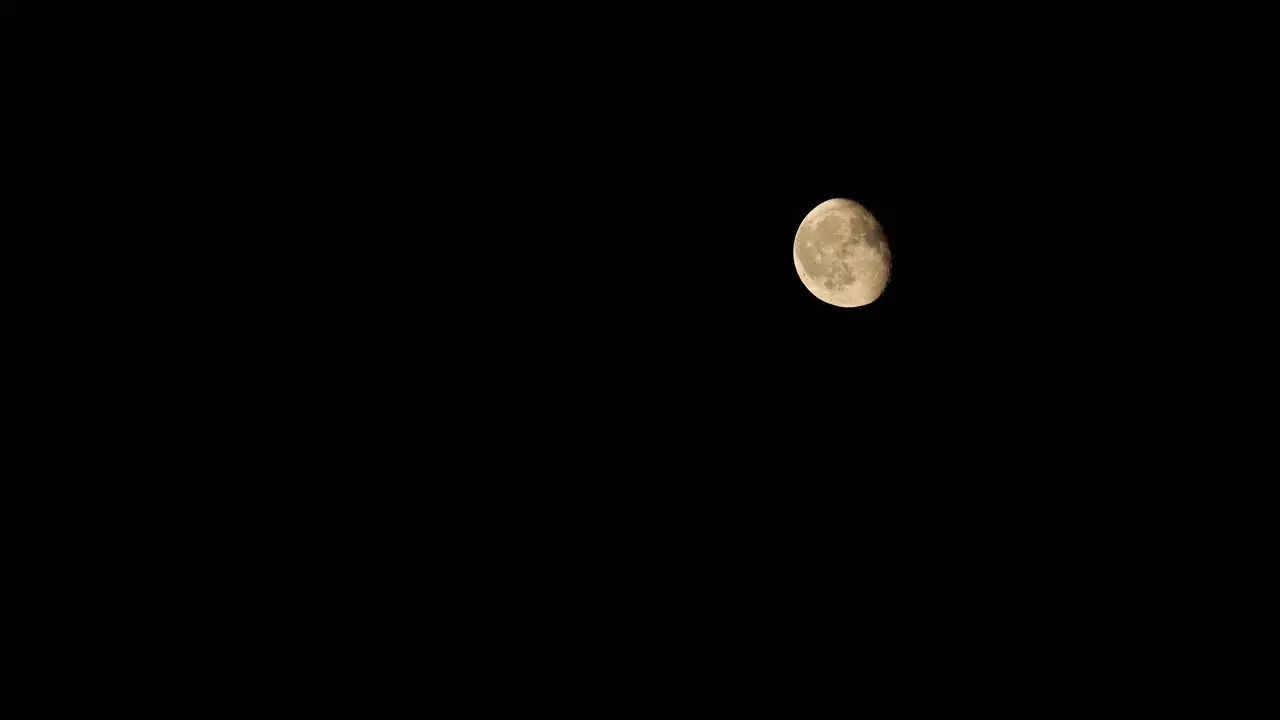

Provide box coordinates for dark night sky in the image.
[38,12,1273,710]
[164,53,1083,647]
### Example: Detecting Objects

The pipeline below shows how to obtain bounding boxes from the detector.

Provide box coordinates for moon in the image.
[793,198,891,307]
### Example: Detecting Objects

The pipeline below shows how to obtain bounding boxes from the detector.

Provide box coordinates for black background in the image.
[31,10,1275,713]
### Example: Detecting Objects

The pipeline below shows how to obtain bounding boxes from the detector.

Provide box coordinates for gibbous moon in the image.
[793,198,891,307]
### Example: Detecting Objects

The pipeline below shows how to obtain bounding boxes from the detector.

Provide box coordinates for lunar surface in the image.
[793,198,891,307]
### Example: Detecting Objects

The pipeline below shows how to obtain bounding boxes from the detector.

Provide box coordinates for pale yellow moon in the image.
[793,198,891,307]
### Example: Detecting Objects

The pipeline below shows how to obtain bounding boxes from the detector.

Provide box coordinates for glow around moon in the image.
[793,198,891,308]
